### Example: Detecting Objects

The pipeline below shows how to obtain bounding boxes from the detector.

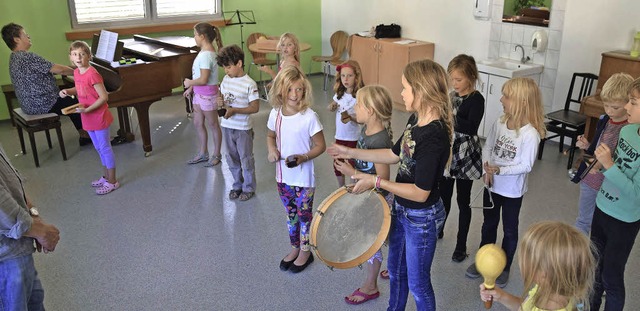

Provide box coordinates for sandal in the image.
[91,176,107,187]
[229,189,242,200]
[379,270,389,279]
[204,155,222,167]
[96,181,120,195]
[344,288,380,305]
[187,153,209,164]
[239,191,254,201]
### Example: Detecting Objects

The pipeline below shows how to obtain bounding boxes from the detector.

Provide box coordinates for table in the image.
[248,40,311,68]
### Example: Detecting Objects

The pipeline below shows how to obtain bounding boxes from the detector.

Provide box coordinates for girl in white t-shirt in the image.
[328,60,364,187]
[183,23,223,166]
[266,66,326,273]
[466,77,546,288]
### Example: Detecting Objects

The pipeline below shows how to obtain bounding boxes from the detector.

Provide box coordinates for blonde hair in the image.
[194,22,223,50]
[402,59,454,141]
[630,77,640,96]
[447,54,479,87]
[69,40,91,56]
[601,73,634,103]
[334,60,365,100]
[500,77,546,138]
[356,85,394,139]
[268,66,312,111]
[518,221,595,311]
[277,33,301,63]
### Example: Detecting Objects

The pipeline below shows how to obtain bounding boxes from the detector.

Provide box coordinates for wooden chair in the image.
[538,72,598,169]
[12,108,67,167]
[247,32,277,85]
[310,30,349,91]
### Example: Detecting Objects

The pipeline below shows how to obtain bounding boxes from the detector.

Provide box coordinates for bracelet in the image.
[375,175,382,191]
[302,154,310,162]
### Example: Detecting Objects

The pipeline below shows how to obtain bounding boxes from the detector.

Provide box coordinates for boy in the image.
[572,73,633,234]
[590,77,640,311]
[216,44,260,201]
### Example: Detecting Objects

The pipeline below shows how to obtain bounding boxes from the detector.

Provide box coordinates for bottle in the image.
[631,31,640,58]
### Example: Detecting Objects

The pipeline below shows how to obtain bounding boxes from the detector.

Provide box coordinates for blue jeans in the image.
[575,182,598,235]
[387,199,446,311]
[480,192,523,270]
[0,254,45,311]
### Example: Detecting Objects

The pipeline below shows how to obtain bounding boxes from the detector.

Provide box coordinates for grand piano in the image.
[91,35,197,156]
[581,50,640,140]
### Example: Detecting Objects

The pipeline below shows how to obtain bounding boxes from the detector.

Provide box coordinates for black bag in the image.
[374,24,401,39]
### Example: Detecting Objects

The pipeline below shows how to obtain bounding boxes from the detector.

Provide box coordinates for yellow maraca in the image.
[475,244,506,309]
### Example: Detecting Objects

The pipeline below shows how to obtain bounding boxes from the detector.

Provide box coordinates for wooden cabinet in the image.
[350,36,434,109]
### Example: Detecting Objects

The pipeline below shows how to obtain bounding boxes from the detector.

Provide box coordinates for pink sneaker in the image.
[96,181,120,195]
[91,177,108,187]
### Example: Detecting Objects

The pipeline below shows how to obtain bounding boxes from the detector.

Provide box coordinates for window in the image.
[68,0,221,29]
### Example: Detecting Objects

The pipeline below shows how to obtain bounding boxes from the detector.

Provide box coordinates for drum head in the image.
[310,187,391,269]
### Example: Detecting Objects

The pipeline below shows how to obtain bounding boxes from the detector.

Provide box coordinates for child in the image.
[266,66,326,273]
[438,54,485,263]
[466,77,546,288]
[59,41,118,194]
[215,44,261,201]
[259,33,302,79]
[480,221,595,311]
[589,77,640,311]
[328,59,453,311]
[333,85,393,305]
[572,73,632,235]
[183,22,223,167]
[328,60,364,187]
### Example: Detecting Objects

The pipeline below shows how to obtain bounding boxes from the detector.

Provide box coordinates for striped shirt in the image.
[219,74,259,130]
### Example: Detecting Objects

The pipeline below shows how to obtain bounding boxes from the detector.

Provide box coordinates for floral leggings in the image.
[277,183,315,251]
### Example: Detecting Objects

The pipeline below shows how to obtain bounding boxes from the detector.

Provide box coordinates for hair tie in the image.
[336,63,353,73]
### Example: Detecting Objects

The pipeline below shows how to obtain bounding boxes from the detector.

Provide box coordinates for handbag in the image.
[374,24,401,39]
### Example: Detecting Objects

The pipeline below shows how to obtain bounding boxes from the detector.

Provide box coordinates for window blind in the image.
[156,0,218,17]
[74,0,145,24]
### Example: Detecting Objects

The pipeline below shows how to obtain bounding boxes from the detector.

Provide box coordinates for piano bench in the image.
[12,108,67,167]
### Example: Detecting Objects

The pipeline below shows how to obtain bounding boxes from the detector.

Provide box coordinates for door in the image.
[349,36,379,86]
[484,75,509,138]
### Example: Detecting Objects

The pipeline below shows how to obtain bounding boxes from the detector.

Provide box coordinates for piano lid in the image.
[122,35,197,61]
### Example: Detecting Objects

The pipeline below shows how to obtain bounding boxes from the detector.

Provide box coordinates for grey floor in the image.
[1,75,638,311]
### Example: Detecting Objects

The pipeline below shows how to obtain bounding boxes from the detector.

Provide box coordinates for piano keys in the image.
[580,50,640,140]
[92,35,197,156]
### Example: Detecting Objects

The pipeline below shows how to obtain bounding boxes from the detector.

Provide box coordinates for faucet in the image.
[514,45,531,64]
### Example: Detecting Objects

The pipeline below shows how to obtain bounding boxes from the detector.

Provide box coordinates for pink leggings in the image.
[88,128,116,169]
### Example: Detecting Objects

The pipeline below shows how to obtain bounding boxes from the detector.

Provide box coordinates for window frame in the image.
[67,0,223,29]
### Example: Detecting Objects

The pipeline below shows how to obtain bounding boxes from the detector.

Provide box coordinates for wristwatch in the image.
[29,207,40,217]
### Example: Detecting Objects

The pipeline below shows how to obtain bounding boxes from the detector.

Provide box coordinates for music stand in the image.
[223,10,256,51]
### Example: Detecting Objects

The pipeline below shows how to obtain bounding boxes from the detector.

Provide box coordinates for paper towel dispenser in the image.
[473,0,492,20]
[531,30,548,53]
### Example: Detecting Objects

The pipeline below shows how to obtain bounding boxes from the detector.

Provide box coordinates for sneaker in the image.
[229,189,242,200]
[239,191,254,201]
[496,270,509,288]
[452,250,469,263]
[465,263,481,279]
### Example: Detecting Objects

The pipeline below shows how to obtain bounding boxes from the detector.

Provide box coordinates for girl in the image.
[259,32,302,79]
[333,85,393,305]
[439,54,485,263]
[466,77,546,288]
[266,66,326,273]
[59,41,118,194]
[480,221,595,311]
[328,59,453,311]
[183,22,223,167]
[328,60,364,187]
[589,77,640,311]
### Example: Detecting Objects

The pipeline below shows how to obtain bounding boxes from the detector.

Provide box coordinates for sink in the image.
[477,58,543,78]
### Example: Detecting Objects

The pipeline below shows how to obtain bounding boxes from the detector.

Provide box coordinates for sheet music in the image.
[96,30,118,61]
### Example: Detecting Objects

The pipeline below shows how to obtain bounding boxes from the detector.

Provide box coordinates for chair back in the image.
[564,73,598,111]
[329,31,349,60]
[247,32,268,60]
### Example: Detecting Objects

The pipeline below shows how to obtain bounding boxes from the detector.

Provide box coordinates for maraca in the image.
[476,244,506,309]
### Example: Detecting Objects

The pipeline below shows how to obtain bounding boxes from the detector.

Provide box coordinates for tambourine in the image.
[310,187,391,269]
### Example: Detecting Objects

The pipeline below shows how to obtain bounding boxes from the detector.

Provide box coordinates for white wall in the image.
[554,0,640,111]
[320,0,492,69]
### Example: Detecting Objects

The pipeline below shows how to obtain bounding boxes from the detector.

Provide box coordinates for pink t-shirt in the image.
[74,66,113,131]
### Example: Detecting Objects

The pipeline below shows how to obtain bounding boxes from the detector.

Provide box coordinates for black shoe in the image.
[289,252,314,273]
[438,230,444,239]
[279,258,294,271]
[452,250,469,263]
[110,136,128,145]
[79,137,92,146]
